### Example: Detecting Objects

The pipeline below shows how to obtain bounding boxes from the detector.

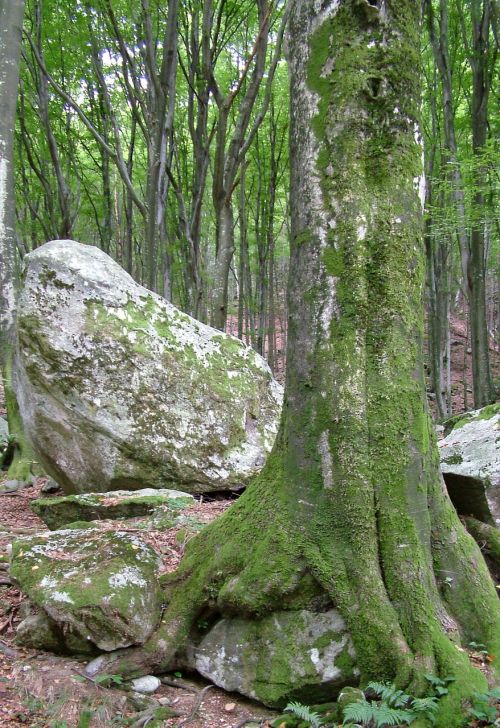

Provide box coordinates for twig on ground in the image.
[176,684,213,727]
[0,639,19,657]
[160,676,198,692]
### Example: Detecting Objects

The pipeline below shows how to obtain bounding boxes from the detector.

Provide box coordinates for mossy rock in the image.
[439,404,500,526]
[187,608,358,708]
[31,488,195,530]
[14,240,283,495]
[10,529,162,652]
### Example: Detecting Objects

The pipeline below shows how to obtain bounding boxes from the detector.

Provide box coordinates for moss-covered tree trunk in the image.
[87,2,500,724]
[0,0,35,488]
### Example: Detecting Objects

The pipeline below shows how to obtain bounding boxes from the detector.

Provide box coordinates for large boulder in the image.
[31,487,194,530]
[185,609,358,708]
[14,240,283,495]
[10,529,162,652]
[439,403,500,526]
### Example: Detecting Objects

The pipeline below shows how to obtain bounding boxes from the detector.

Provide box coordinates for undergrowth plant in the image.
[280,680,444,727]
[342,681,439,727]
[284,701,325,727]
[466,687,500,726]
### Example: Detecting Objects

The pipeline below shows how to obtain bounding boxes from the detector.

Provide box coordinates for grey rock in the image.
[10,529,162,652]
[439,404,500,526]
[31,487,195,530]
[41,477,62,494]
[14,240,282,495]
[187,608,358,708]
[15,601,94,654]
[130,676,162,694]
[0,477,34,493]
[0,417,8,440]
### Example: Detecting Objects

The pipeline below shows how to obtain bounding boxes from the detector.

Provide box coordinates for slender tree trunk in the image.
[212,200,234,330]
[237,162,247,340]
[0,0,34,487]
[468,0,494,406]
[427,0,494,408]
[86,7,500,724]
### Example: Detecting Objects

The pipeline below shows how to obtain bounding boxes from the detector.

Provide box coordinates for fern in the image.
[366,682,411,708]
[343,697,414,727]
[284,701,324,728]
[410,696,439,725]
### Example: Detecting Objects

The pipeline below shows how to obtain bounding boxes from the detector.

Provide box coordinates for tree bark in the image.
[0,0,35,486]
[468,0,495,406]
[86,3,500,722]
[427,0,494,408]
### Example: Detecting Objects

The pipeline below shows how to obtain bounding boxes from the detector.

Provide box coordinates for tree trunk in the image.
[212,200,234,331]
[86,3,500,722]
[0,0,35,487]
[468,0,494,406]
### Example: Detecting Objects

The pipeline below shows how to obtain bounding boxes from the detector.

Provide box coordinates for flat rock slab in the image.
[10,529,162,652]
[187,608,358,708]
[31,488,195,530]
[14,240,282,495]
[439,403,500,526]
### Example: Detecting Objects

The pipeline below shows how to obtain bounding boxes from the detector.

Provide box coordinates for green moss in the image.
[10,530,162,652]
[322,247,344,277]
[443,403,499,436]
[443,454,463,465]
[31,491,194,530]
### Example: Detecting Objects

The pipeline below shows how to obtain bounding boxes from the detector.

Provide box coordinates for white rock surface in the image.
[130,676,161,694]
[10,529,162,652]
[186,608,358,708]
[439,405,500,525]
[14,240,283,495]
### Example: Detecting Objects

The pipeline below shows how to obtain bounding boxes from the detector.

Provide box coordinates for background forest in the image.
[13,0,499,415]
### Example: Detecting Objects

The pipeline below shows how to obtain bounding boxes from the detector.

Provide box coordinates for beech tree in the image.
[86,1,500,722]
[0,0,35,486]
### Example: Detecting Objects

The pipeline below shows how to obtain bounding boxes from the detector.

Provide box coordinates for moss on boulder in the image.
[31,488,194,530]
[439,404,500,526]
[10,529,162,652]
[185,608,358,708]
[14,240,283,495]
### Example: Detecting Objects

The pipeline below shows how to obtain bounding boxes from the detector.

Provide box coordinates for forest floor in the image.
[0,480,276,728]
[0,312,498,727]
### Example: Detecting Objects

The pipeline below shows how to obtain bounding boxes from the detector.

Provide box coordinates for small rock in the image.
[130,676,162,694]
[41,478,61,494]
[224,703,236,712]
[158,697,171,706]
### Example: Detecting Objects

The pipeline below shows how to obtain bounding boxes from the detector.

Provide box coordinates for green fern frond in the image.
[343,697,415,727]
[365,681,411,708]
[284,701,324,727]
[411,696,439,714]
[372,703,414,727]
[343,698,376,725]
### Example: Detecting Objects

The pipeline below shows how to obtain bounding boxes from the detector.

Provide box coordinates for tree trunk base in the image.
[85,453,499,727]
